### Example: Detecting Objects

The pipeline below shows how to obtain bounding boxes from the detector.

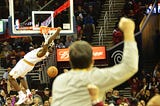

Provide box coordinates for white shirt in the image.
[52,41,139,106]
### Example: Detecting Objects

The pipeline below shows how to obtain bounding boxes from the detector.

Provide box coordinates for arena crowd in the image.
[0,0,159,106]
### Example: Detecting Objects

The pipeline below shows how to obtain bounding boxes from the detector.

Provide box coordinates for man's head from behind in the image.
[69,41,93,69]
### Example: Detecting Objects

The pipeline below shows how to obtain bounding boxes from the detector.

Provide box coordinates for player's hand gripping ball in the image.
[47,66,58,78]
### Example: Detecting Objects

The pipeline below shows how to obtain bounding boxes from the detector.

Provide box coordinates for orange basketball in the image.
[47,66,58,78]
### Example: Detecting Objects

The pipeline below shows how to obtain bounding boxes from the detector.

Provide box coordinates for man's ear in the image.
[88,59,94,70]
[91,59,94,67]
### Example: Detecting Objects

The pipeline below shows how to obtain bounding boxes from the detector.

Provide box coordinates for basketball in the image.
[47,66,58,78]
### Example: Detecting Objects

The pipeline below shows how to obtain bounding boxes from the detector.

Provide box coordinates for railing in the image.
[98,0,114,45]
[0,58,7,79]
[99,27,104,45]
[109,0,114,21]
[100,9,109,45]
[104,11,108,33]
[107,0,157,51]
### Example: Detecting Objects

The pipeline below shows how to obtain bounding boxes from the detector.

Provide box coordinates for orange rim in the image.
[40,26,57,34]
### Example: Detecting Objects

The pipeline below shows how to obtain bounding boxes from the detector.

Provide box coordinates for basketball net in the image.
[40,26,58,47]
[40,26,58,35]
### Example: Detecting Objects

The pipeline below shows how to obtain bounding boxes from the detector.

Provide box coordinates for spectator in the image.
[112,22,123,45]
[153,87,159,96]
[32,96,43,106]
[55,39,65,48]
[9,59,17,68]
[4,97,12,106]
[21,37,34,53]
[29,46,35,51]
[116,94,130,105]
[139,70,147,80]
[77,29,85,41]
[153,62,160,77]
[6,50,18,63]
[83,14,95,43]
[112,90,120,102]
[144,90,152,103]
[75,5,87,20]
[48,96,52,105]
[155,69,160,84]
[0,45,12,67]
[15,46,25,60]
[76,15,83,27]
[137,100,146,106]
[139,78,149,90]
[130,92,138,106]
[31,89,43,105]
[8,91,17,106]
[148,77,159,90]
[128,77,140,94]
[0,79,7,94]
[76,15,83,36]
[52,17,139,106]
[2,41,12,51]
[3,67,11,81]
[136,87,147,101]
[0,89,6,106]
[42,87,51,103]
[105,90,116,105]
[43,100,50,106]
[65,36,74,48]
[123,0,134,16]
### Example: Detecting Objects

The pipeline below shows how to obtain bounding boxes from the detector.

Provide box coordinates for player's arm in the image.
[37,27,61,57]
[47,27,61,45]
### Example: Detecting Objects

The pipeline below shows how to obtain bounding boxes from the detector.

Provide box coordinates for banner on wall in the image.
[57,46,106,62]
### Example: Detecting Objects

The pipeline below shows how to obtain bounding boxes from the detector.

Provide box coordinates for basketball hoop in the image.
[40,26,58,35]
[40,26,61,47]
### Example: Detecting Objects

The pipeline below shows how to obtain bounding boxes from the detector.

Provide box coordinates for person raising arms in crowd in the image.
[51,17,139,106]
[8,27,61,105]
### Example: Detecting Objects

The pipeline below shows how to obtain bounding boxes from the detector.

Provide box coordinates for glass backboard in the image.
[8,0,75,36]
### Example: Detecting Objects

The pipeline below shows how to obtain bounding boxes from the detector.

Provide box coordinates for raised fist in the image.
[119,17,135,34]
[87,84,99,101]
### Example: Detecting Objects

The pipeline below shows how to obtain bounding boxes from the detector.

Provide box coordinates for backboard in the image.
[0,20,6,34]
[8,0,75,36]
